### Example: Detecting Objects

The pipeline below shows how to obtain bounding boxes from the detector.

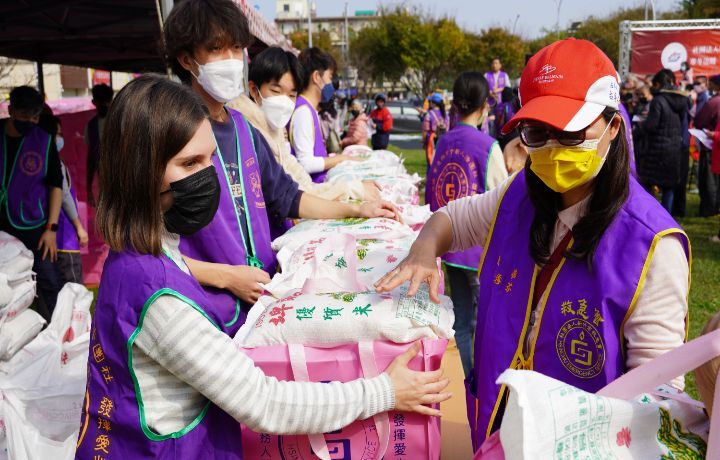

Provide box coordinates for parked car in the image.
[385,100,423,134]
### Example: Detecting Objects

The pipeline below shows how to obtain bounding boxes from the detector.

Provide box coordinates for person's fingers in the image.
[420,392,453,405]
[406,274,424,298]
[428,270,442,304]
[395,341,421,366]
[376,208,395,219]
[376,268,409,292]
[371,181,382,191]
[374,265,404,289]
[417,368,444,384]
[255,269,272,284]
[422,377,451,394]
[412,405,442,417]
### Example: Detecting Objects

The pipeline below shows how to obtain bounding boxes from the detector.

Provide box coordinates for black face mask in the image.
[96,105,109,117]
[163,165,220,236]
[351,110,360,118]
[12,119,34,136]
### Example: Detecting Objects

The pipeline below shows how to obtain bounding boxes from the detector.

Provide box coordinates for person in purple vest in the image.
[422,93,448,164]
[39,114,89,284]
[290,47,359,183]
[0,86,64,320]
[162,0,398,333]
[75,74,451,459]
[425,71,508,377]
[376,39,690,451]
[84,83,113,208]
[485,57,510,104]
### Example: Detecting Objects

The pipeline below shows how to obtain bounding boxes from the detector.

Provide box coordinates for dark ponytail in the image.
[452,71,490,117]
[527,107,630,267]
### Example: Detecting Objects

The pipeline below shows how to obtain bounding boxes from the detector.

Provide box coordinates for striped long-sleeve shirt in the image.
[130,234,395,435]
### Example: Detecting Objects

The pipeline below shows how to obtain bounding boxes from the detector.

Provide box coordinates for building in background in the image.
[0,58,133,103]
[274,1,379,54]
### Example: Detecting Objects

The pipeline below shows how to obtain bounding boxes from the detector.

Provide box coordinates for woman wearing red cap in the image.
[376,38,690,449]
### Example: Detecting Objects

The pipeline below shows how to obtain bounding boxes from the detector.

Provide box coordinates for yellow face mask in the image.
[528,120,612,193]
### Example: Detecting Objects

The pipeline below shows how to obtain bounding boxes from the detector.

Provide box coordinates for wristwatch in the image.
[46,222,58,232]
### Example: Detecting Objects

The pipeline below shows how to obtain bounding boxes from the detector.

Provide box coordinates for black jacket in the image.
[637,90,691,188]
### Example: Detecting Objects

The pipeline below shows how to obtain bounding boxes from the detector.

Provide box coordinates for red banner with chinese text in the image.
[631,29,720,78]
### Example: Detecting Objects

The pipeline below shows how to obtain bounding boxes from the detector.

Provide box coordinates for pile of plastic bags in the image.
[0,232,93,460]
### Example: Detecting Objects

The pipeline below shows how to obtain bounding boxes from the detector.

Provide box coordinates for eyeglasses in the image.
[519,123,587,148]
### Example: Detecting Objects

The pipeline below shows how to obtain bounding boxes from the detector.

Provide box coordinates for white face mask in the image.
[257,91,296,131]
[193,58,245,103]
[55,135,64,152]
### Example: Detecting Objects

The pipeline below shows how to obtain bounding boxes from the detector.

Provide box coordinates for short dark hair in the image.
[452,71,489,117]
[163,0,252,84]
[96,74,209,255]
[91,84,113,103]
[249,46,304,91]
[652,68,676,89]
[9,86,43,115]
[298,47,337,90]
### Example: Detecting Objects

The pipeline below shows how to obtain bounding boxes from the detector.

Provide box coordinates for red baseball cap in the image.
[501,38,620,135]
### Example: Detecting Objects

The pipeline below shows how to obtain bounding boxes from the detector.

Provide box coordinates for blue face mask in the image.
[320,83,335,104]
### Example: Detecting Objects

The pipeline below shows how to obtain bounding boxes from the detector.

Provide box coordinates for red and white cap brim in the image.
[501,94,606,135]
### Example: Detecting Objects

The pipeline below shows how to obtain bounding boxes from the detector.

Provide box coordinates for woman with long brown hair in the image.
[75,75,451,458]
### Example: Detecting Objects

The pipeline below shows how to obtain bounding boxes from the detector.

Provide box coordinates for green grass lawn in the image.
[389,143,720,398]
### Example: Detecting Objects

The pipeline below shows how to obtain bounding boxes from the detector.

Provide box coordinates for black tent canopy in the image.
[0,0,289,75]
[0,0,168,73]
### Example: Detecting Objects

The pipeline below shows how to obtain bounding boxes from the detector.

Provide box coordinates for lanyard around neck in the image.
[212,115,263,269]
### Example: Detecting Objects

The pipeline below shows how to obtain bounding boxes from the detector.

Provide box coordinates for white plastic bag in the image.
[0,284,92,460]
[497,370,709,460]
[0,233,33,276]
[237,285,455,348]
[0,275,36,324]
[0,310,46,361]
[3,385,82,460]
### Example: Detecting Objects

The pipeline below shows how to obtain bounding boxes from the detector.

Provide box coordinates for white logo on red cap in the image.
[533,64,564,84]
[539,64,557,76]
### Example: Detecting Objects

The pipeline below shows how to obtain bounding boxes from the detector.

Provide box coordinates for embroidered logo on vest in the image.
[250,171,262,198]
[20,151,43,176]
[431,149,477,207]
[556,316,606,379]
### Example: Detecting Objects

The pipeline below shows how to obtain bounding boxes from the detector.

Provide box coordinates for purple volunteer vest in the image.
[75,250,242,459]
[426,124,495,270]
[467,171,689,449]
[290,95,328,183]
[180,109,274,334]
[1,124,51,230]
[485,71,509,100]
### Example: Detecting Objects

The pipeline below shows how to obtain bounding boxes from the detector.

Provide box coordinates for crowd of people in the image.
[2,0,720,457]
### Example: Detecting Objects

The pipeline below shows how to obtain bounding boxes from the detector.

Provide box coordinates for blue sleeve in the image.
[251,127,303,221]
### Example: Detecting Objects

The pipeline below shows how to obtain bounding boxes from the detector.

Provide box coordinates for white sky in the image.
[251,0,680,38]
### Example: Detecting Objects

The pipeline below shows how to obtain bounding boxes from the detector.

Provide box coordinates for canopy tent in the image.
[0,0,296,75]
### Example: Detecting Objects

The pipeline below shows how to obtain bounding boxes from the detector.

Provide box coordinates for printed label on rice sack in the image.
[237,289,454,347]
[396,285,441,327]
